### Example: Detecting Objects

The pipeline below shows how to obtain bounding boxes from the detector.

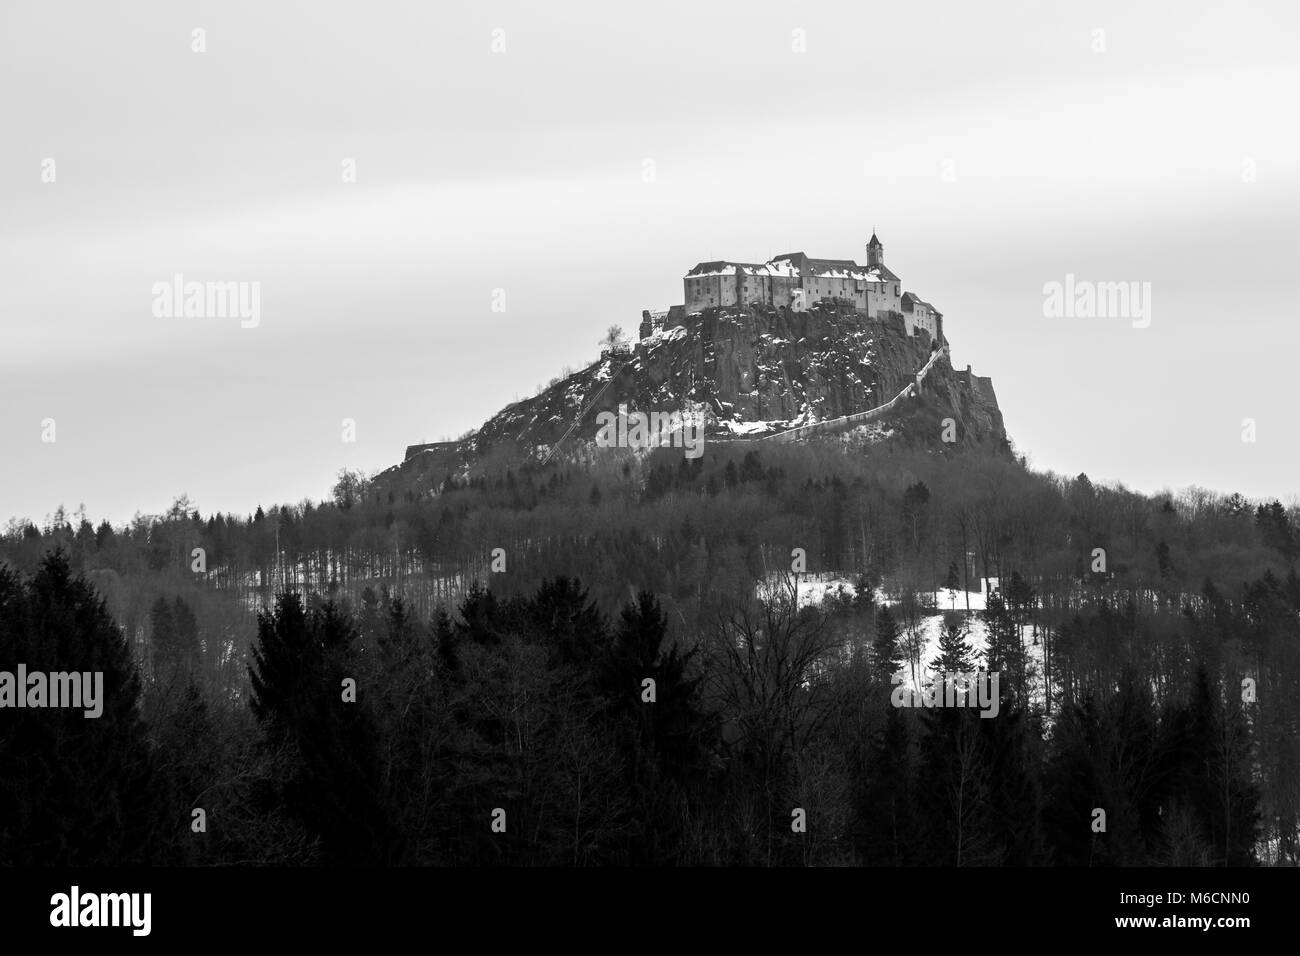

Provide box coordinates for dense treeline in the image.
[0,552,1279,865]
[2,445,1298,864]
[3,448,1294,634]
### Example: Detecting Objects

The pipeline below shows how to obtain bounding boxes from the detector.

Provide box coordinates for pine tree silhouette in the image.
[249,593,403,865]
[0,551,158,865]
[873,606,903,681]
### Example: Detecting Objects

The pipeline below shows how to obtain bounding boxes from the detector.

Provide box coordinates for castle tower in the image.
[866,231,883,267]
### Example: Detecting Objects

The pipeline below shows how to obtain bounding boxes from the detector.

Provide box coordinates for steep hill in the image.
[397,303,1008,478]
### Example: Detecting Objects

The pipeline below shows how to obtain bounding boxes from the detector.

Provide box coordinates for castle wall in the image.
[970,374,998,407]
[721,275,740,309]
[689,270,806,313]
[804,274,869,310]
[882,281,901,315]
[740,272,771,307]
[688,271,909,324]
[772,276,803,311]
[866,282,889,316]
[404,440,460,462]
[685,274,739,313]
[904,308,937,339]
[684,239,908,320]
[683,276,704,312]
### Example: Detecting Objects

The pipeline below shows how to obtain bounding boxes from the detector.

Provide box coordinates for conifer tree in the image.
[853,574,875,612]
[0,552,158,865]
[982,592,1024,706]
[932,612,975,675]
[527,576,606,671]
[853,704,914,865]
[172,596,200,671]
[248,593,402,864]
[600,591,712,863]
[873,606,903,681]
[149,596,175,675]
[602,590,708,781]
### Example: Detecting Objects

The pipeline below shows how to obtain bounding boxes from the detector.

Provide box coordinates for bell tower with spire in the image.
[866,229,884,267]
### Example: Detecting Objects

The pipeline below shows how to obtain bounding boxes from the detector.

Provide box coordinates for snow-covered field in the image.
[757,572,1000,613]
[888,612,1047,711]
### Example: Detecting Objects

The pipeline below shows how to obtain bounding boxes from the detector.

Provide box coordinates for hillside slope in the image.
[399,303,1008,477]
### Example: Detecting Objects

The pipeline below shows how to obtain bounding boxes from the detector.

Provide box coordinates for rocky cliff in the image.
[398,303,1008,476]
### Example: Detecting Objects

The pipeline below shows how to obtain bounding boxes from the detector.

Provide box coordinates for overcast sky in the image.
[2,0,1297,527]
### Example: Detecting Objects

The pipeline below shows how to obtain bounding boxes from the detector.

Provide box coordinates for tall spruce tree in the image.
[599,591,712,863]
[0,552,158,865]
[249,593,402,865]
[932,612,976,674]
[873,606,903,681]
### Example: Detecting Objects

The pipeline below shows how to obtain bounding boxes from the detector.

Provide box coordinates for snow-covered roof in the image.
[686,261,738,277]
[686,260,771,278]
[687,240,902,283]
[769,253,872,280]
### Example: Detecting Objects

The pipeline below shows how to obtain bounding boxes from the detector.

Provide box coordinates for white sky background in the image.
[1,0,1297,525]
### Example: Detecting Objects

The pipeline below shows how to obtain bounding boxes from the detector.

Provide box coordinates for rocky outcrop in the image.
[764,342,951,443]
[400,302,1008,473]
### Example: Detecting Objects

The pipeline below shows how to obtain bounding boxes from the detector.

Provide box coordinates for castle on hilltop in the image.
[639,231,944,344]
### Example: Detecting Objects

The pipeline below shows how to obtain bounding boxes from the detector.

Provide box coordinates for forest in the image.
[1,442,1296,866]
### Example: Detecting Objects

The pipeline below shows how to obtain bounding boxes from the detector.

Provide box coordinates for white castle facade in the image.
[639,232,944,344]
